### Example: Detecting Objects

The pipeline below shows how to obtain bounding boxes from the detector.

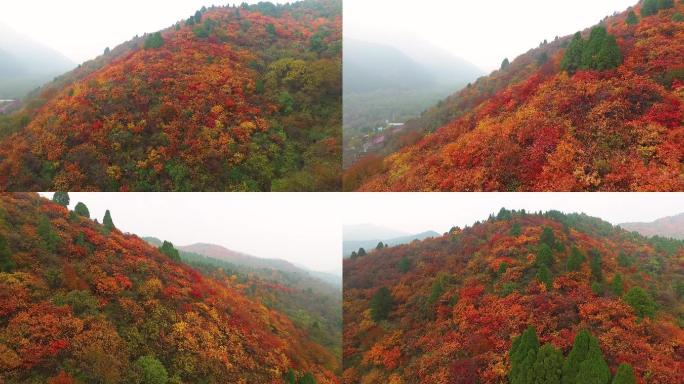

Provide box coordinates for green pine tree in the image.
[357,247,367,257]
[398,257,411,273]
[623,287,657,318]
[501,58,510,70]
[509,326,540,384]
[626,10,639,25]
[562,330,596,384]
[159,241,181,262]
[74,202,90,218]
[612,363,636,384]
[103,210,115,232]
[575,346,611,384]
[52,192,70,207]
[641,0,659,16]
[540,227,556,249]
[510,222,522,236]
[567,247,586,272]
[144,32,164,49]
[0,234,14,272]
[369,287,394,322]
[589,249,603,282]
[537,265,553,290]
[38,216,59,252]
[531,343,563,384]
[536,244,555,268]
[560,32,584,74]
[611,274,624,296]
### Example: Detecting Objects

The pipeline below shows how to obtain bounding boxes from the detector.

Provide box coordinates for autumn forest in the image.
[0,1,341,191]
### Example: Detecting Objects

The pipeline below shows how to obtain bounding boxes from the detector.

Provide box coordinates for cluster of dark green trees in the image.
[144,32,164,49]
[51,192,114,231]
[641,0,675,17]
[350,247,366,259]
[509,327,636,384]
[560,26,622,74]
[158,240,181,262]
[369,286,394,321]
[284,369,316,384]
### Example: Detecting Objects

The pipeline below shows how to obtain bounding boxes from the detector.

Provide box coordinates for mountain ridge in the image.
[343,208,684,383]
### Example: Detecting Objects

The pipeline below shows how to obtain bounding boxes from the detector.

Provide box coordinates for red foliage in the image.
[352,2,684,191]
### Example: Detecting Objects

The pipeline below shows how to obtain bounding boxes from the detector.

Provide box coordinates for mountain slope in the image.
[0,0,341,192]
[0,23,75,99]
[343,209,684,383]
[620,212,684,239]
[0,193,339,383]
[347,1,684,191]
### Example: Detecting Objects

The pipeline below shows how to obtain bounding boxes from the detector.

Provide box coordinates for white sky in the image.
[40,193,342,274]
[0,0,290,64]
[341,193,684,235]
[345,0,638,71]
[36,193,684,270]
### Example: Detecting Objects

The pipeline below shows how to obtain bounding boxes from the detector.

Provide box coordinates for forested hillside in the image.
[0,193,339,383]
[347,0,684,191]
[343,209,684,383]
[0,0,341,192]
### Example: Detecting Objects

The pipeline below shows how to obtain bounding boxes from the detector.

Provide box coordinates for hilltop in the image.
[346,1,684,191]
[0,193,339,383]
[343,209,684,383]
[0,0,341,192]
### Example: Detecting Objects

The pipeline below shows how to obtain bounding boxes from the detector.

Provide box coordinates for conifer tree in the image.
[641,0,659,17]
[623,287,657,318]
[611,274,624,296]
[532,344,563,384]
[103,210,115,232]
[560,32,584,74]
[562,330,596,384]
[612,363,636,384]
[0,234,13,272]
[626,10,638,25]
[509,326,539,384]
[536,244,554,268]
[567,247,586,272]
[52,192,70,207]
[370,287,393,321]
[74,202,90,218]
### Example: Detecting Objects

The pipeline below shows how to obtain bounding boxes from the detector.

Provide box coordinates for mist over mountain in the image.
[620,213,684,239]
[0,23,75,99]
[343,230,440,258]
[343,223,411,242]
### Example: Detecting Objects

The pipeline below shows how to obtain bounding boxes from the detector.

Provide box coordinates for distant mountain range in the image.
[343,38,482,167]
[344,38,481,94]
[143,237,341,286]
[342,224,440,257]
[0,23,75,99]
[619,213,684,239]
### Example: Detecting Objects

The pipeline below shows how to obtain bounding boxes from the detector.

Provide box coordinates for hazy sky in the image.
[341,193,684,235]
[40,193,341,274]
[0,0,289,64]
[345,0,638,71]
